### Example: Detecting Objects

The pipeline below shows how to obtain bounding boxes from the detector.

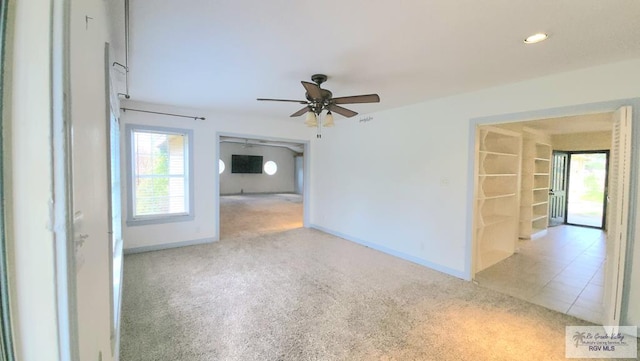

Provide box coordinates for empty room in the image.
[218,137,305,240]
[4,1,640,361]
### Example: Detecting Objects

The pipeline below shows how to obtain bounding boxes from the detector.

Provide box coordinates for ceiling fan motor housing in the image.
[306,75,332,114]
[311,74,328,86]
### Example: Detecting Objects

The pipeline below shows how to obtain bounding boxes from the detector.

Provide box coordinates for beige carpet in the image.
[118,226,615,361]
[219,193,303,239]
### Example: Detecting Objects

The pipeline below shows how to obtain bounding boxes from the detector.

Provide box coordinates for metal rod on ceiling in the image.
[120,107,206,120]
[124,0,130,97]
[114,0,131,99]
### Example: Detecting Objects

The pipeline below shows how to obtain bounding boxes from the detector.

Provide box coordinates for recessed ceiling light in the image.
[524,33,548,44]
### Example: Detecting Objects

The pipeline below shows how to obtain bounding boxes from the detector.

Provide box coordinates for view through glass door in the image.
[566,152,609,228]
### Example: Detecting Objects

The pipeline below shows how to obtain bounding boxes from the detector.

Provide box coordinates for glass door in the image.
[549,151,568,226]
[566,152,609,228]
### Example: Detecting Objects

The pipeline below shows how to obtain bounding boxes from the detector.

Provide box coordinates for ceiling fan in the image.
[257,74,380,133]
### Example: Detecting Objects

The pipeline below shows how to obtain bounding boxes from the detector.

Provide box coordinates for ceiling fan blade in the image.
[301,81,322,100]
[328,104,358,118]
[290,107,309,117]
[257,98,307,104]
[332,94,380,104]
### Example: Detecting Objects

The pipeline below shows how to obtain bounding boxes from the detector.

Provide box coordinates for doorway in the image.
[550,151,609,229]
[215,135,309,241]
[469,105,633,326]
[566,151,609,229]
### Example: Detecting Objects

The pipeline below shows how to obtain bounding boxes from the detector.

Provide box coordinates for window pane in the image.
[167,134,185,175]
[132,129,188,218]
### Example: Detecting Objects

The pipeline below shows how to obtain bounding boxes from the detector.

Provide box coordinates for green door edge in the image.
[0,0,15,359]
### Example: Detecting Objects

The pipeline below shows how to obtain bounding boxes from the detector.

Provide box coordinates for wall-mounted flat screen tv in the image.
[231,155,263,174]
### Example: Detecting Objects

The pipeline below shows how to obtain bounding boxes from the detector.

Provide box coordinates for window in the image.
[126,125,194,225]
[264,160,277,175]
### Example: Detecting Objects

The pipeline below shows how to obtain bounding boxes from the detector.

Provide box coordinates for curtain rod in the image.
[120,107,206,120]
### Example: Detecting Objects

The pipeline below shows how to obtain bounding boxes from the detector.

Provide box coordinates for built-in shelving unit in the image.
[519,131,552,239]
[474,126,522,273]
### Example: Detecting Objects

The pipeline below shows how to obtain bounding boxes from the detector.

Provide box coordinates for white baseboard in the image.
[309,224,468,280]
[123,237,216,255]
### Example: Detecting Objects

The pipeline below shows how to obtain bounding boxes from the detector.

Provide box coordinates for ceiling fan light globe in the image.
[304,111,318,127]
[323,111,335,127]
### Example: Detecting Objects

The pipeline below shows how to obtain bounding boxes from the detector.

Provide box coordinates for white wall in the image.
[220,143,296,194]
[5,0,60,359]
[308,58,640,327]
[120,101,309,251]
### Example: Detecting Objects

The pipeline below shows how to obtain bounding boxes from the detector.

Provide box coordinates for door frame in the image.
[564,150,610,230]
[465,98,640,326]
[51,0,80,359]
[214,132,311,241]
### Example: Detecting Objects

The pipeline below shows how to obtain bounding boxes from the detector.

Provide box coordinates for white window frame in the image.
[125,124,194,226]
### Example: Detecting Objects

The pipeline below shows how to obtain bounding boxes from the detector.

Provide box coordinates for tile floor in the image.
[475,225,605,324]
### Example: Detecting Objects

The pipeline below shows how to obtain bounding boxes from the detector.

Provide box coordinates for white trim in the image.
[51,0,79,359]
[123,237,215,255]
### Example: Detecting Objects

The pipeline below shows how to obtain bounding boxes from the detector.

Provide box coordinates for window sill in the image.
[126,214,194,227]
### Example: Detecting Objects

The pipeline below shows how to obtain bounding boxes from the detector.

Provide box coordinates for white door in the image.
[603,106,632,326]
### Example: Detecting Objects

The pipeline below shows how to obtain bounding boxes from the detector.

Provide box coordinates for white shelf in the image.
[480,192,517,200]
[480,215,513,227]
[480,150,518,157]
[520,212,548,221]
[532,214,547,222]
[479,173,518,177]
[519,136,551,239]
[475,126,521,274]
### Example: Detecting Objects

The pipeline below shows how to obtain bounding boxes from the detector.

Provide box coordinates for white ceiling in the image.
[123,0,640,120]
[518,112,614,135]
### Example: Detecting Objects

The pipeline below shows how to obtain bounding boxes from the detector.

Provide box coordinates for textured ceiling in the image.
[117,0,640,120]
[518,112,614,135]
